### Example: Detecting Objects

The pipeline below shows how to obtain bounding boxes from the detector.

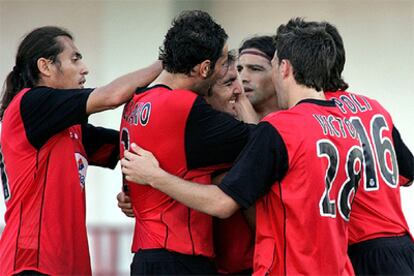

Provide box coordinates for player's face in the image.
[209,43,229,84]
[205,63,242,117]
[237,50,275,108]
[271,51,289,110]
[196,43,229,96]
[49,36,89,89]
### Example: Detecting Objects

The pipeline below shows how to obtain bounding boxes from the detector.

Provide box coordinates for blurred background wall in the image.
[1,0,413,274]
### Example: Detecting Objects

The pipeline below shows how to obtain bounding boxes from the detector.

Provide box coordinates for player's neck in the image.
[152,70,197,91]
[288,85,326,108]
[255,96,279,119]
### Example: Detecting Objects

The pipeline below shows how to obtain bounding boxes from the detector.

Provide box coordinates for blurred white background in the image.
[1,0,413,274]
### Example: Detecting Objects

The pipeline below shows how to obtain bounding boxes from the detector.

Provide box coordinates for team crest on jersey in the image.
[75,153,88,189]
[122,101,151,126]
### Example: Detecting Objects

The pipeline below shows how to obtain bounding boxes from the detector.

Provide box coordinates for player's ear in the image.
[190,60,211,78]
[199,60,211,79]
[37,57,53,77]
[279,59,291,79]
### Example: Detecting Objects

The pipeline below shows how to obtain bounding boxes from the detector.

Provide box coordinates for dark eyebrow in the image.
[246,64,265,70]
[221,76,237,85]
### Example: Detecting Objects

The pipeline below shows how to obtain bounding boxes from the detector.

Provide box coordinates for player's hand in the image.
[235,92,259,124]
[116,192,134,218]
[121,143,161,185]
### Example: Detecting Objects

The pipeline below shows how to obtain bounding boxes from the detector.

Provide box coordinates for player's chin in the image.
[244,91,254,98]
[230,107,237,118]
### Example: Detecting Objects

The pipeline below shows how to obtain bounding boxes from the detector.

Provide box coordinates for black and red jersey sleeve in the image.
[218,122,288,209]
[185,96,254,169]
[82,124,119,169]
[20,86,93,149]
[393,126,414,185]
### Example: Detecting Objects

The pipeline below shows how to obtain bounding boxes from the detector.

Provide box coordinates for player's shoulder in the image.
[261,109,287,123]
[327,90,391,114]
[21,86,53,100]
[135,85,199,110]
[326,90,380,105]
[137,84,197,101]
[261,109,303,132]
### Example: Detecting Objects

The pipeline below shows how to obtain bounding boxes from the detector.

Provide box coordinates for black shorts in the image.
[16,271,47,276]
[131,249,217,275]
[348,235,414,275]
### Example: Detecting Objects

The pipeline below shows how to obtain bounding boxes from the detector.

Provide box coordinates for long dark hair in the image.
[0,26,72,120]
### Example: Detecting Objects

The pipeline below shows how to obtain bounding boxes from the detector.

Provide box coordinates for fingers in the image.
[118,201,132,209]
[116,192,135,218]
[123,211,135,218]
[116,192,125,201]
[121,156,137,174]
[123,144,150,162]
[120,156,132,168]
[130,143,150,156]
[117,192,131,203]
[121,162,133,177]
[119,205,134,217]
[120,158,129,170]
[123,150,136,162]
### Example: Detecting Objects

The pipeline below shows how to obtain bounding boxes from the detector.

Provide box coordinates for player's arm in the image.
[122,122,286,218]
[393,126,414,186]
[212,171,227,185]
[185,96,254,170]
[212,171,256,230]
[82,124,119,168]
[243,206,256,231]
[122,143,239,218]
[20,61,161,150]
[86,60,162,114]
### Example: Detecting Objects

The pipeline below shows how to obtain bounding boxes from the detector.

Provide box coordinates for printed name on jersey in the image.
[75,153,88,189]
[331,94,372,114]
[313,114,357,139]
[122,100,151,126]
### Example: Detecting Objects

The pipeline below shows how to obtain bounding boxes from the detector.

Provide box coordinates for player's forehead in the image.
[238,50,271,67]
[217,43,229,62]
[218,63,237,83]
[57,36,80,58]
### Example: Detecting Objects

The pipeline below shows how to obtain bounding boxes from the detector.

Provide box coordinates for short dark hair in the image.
[0,26,72,120]
[238,35,275,60]
[227,49,237,66]
[275,19,337,92]
[205,50,237,98]
[159,10,228,75]
[323,22,348,91]
[278,18,348,91]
